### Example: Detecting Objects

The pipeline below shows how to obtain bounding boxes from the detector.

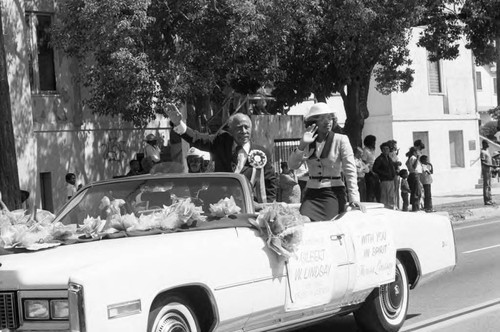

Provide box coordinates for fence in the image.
[273,138,301,173]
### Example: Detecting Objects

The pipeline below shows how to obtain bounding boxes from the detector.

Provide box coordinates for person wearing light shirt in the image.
[405,146,423,211]
[362,135,379,202]
[288,103,364,221]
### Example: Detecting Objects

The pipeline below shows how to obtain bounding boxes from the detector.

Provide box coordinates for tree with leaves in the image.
[270,0,443,148]
[52,0,283,131]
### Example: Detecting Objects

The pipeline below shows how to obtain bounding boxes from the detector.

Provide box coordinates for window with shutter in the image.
[25,12,57,93]
[428,59,442,94]
[476,71,482,90]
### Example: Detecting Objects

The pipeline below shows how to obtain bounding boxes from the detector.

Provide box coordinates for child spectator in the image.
[65,173,77,200]
[279,162,301,204]
[420,155,435,212]
[399,169,410,211]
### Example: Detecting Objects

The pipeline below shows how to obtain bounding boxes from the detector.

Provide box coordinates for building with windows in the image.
[288,28,482,194]
[475,63,497,125]
[2,1,173,212]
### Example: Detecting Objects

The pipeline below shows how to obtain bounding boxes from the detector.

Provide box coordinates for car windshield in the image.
[55,176,247,227]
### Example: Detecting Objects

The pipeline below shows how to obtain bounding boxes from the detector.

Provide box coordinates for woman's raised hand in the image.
[300,124,318,147]
[165,103,183,126]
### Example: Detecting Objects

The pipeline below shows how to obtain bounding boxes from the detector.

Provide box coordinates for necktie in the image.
[233,145,247,173]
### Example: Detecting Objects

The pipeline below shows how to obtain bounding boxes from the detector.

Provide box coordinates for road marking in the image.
[402,298,500,331]
[462,244,500,254]
[455,220,500,230]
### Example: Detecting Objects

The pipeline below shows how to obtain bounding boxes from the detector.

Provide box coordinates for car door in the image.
[239,221,350,332]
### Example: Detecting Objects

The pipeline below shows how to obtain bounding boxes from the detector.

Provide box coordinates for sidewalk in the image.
[433,186,500,222]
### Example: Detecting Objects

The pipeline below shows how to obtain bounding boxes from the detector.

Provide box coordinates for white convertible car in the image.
[0,172,456,332]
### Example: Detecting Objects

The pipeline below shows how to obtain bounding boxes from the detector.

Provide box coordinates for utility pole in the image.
[0,5,22,209]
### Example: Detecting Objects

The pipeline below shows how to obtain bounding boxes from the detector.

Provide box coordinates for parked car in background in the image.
[0,171,456,332]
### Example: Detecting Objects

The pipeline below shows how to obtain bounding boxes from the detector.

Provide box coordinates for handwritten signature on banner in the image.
[351,225,396,291]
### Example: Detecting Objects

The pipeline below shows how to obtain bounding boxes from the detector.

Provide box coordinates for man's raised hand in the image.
[165,103,183,126]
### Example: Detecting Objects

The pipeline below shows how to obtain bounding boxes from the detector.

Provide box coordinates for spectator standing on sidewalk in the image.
[372,142,397,209]
[420,155,435,212]
[405,146,423,211]
[481,140,495,205]
[362,135,379,202]
[399,169,410,211]
[354,147,369,202]
[388,139,402,209]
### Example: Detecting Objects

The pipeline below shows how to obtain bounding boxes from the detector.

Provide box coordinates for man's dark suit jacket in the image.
[181,128,278,202]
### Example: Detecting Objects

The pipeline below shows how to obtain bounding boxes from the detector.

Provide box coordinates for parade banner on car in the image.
[285,223,342,311]
[342,212,396,292]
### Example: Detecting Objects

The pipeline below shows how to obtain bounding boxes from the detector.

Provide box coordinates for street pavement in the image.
[433,186,500,222]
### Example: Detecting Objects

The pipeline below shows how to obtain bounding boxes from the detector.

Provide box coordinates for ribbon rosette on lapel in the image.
[248,150,267,169]
[248,149,268,203]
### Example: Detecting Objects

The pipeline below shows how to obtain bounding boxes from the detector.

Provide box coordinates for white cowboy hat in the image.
[200,150,211,161]
[304,102,336,120]
[187,147,205,159]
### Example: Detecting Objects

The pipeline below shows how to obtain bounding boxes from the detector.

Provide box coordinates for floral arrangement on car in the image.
[249,202,309,260]
[0,191,72,250]
[209,196,241,217]
[78,195,208,237]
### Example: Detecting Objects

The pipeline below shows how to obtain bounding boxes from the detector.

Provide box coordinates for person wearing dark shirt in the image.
[372,142,397,209]
[165,104,278,206]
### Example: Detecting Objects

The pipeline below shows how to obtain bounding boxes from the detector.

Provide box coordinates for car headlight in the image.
[24,299,50,319]
[23,299,69,320]
[50,299,69,319]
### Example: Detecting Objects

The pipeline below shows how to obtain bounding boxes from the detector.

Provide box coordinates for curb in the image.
[449,206,500,223]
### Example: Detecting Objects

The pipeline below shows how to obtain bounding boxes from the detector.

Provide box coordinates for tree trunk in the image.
[0,8,21,210]
[342,75,370,149]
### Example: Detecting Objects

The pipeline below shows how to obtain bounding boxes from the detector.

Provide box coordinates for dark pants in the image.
[401,192,409,211]
[365,172,380,202]
[357,177,367,202]
[408,173,421,211]
[423,184,432,211]
[482,170,492,204]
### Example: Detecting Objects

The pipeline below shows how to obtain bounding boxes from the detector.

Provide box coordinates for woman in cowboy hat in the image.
[288,102,364,221]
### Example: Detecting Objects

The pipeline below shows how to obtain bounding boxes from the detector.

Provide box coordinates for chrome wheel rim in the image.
[380,267,404,318]
[155,311,190,332]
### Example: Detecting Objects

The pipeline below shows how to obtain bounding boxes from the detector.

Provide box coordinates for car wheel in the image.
[148,295,200,332]
[354,258,409,332]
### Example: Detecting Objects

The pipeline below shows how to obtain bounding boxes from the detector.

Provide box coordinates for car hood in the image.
[0,218,256,290]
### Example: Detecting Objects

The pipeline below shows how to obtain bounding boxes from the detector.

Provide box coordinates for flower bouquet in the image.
[0,191,66,250]
[250,202,309,260]
[128,196,206,231]
[209,196,241,217]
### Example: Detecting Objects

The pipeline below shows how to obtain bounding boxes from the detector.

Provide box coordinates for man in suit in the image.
[165,104,278,205]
